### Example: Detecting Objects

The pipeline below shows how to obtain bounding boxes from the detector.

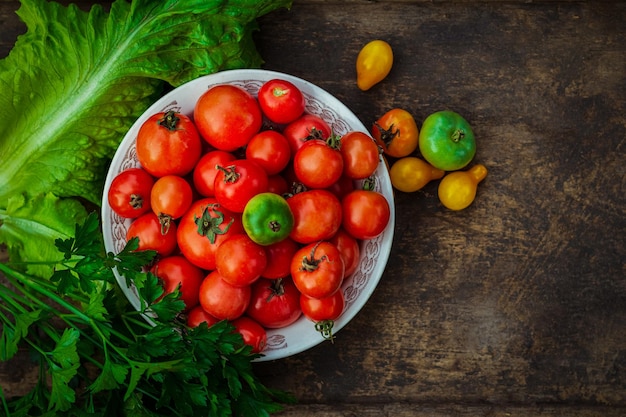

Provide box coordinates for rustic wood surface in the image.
[1,1,625,416]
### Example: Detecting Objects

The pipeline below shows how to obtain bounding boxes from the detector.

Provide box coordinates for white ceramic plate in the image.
[101,69,395,361]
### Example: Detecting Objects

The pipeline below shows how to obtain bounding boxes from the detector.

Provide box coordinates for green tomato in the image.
[418,110,476,171]
[242,192,294,246]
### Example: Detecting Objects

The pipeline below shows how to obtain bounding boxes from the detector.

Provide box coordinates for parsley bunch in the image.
[0,213,292,416]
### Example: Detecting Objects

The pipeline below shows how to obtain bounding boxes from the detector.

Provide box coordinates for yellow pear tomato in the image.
[389,157,445,193]
[356,40,393,91]
[438,164,488,210]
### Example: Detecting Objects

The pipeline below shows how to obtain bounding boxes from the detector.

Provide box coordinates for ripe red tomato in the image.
[151,255,204,311]
[246,278,302,329]
[245,130,292,176]
[262,238,300,279]
[267,174,289,195]
[300,290,345,323]
[340,131,381,179]
[215,234,267,287]
[287,189,342,244]
[258,78,306,125]
[177,198,243,270]
[186,305,220,328]
[136,111,202,177]
[293,139,344,189]
[108,168,154,219]
[192,150,236,197]
[283,113,331,154]
[198,270,251,320]
[342,190,391,240]
[214,159,269,213]
[150,175,193,233]
[329,228,361,277]
[126,212,177,256]
[194,84,262,151]
[325,174,355,201]
[291,241,345,299]
[231,316,267,354]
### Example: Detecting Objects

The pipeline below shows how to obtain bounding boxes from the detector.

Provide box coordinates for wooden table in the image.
[1,1,625,416]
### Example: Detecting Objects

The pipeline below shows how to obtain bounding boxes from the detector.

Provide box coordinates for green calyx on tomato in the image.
[418,110,476,171]
[243,193,294,246]
[157,110,181,131]
[194,204,233,244]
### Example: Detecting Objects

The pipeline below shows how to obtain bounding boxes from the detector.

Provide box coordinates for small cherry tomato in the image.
[418,110,476,171]
[389,157,445,193]
[108,168,154,219]
[372,108,419,158]
[438,164,488,210]
[214,159,269,213]
[329,228,361,277]
[267,174,290,195]
[136,111,202,177]
[231,316,267,354]
[257,78,306,124]
[356,40,393,91]
[339,131,381,179]
[198,270,251,320]
[192,150,236,197]
[261,237,300,279]
[246,278,302,329]
[283,113,331,154]
[242,192,294,246]
[287,189,342,244]
[187,305,220,328]
[245,130,292,176]
[194,84,262,151]
[291,241,345,299]
[300,290,345,341]
[293,138,344,189]
[150,175,193,234]
[151,255,204,311]
[216,234,267,287]
[341,189,390,240]
[126,212,177,256]
[325,174,355,201]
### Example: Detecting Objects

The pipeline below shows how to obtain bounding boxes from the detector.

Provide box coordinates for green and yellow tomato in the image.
[418,110,476,171]
[242,192,294,246]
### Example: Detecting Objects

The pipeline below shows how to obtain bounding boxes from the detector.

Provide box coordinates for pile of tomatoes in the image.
[107,79,391,353]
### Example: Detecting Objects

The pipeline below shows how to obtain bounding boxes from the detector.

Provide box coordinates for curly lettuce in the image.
[0,0,291,275]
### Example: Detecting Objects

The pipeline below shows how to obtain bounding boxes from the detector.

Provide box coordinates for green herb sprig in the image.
[0,212,292,416]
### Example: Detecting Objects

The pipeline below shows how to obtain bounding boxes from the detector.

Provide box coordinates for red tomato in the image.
[246,278,302,329]
[325,174,355,201]
[262,237,300,279]
[300,290,345,323]
[291,241,345,299]
[186,305,220,328]
[215,234,267,287]
[192,150,236,197]
[287,189,342,244]
[231,316,267,354]
[177,198,244,270]
[339,131,381,179]
[194,84,262,151]
[267,174,289,195]
[136,111,202,177]
[245,130,291,176]
[329,228,361,277]
[293,139,344,189]
[150,175,193,233]
[214,159,269,213]
[283,113,331,154]
[108,168,154,219]
[257,78,306,124]
[126,212,177,256]
[342,190,391,240]
[198,270,251,320]
[151,255,204,311]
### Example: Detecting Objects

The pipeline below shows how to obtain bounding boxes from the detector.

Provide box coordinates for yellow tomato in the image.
[389,157,445,192]
[356,40,393,91]
[438,164,488,210]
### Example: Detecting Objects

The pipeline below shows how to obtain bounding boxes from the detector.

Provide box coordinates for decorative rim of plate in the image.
[101,69,395,361]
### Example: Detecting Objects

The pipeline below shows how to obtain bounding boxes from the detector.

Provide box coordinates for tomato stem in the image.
[158,213,173,235]
[314,320,335,343]
[157,110,181,131]
[299,242,327,272]
[129,193,144,209]
[373,121,399,147]
[450,129,465,142]
[194,204,233,244]
[215,165,240,183]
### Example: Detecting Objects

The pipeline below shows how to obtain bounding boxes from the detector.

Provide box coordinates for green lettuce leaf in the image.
[0,0,291,275]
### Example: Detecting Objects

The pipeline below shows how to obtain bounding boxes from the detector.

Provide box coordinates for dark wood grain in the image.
[1,1,625,416]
